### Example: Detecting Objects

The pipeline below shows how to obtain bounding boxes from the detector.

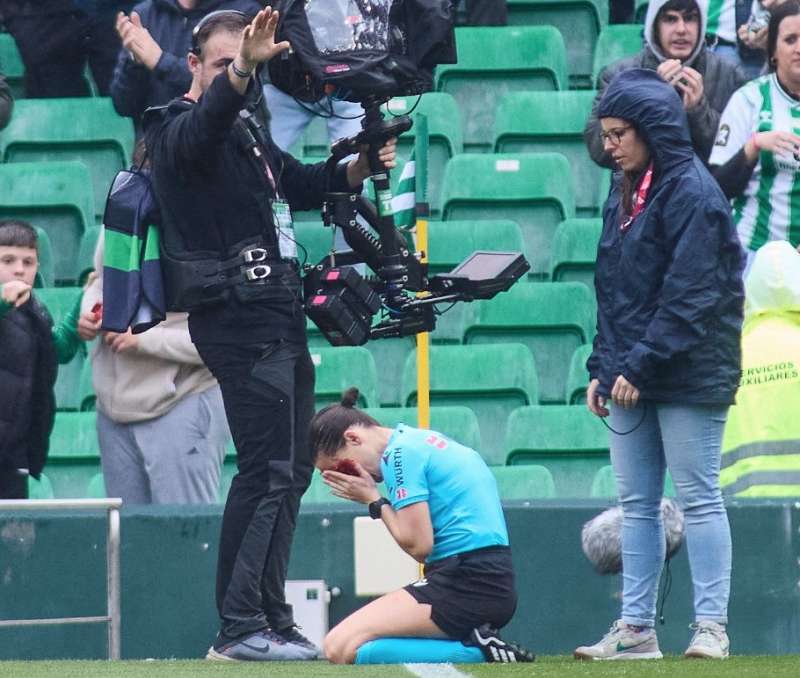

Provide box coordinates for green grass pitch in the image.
[1,657,799,678]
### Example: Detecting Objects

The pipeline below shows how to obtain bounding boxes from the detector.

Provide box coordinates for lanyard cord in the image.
[600,402,648,436]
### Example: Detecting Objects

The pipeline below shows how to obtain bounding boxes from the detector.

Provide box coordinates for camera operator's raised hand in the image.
[346,137,398,187]
[116,11,163,71]
[228,7,291,94]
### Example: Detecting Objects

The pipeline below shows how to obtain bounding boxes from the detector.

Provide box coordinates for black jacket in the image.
[588,69,745,405]
[110,0,261,122]
[144,71,353,345]
[585,50,748,168]
[0,299,57,478]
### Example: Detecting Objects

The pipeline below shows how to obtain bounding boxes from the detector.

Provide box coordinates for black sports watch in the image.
[368,497,390,520]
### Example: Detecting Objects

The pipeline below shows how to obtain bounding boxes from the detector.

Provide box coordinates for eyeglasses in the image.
[600,126,633,146]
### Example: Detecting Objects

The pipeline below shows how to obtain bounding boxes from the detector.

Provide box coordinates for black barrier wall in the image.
[0,501,798,659]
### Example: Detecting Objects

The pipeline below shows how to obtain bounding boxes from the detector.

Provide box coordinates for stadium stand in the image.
[383,93,464,216]
[506,0,608,88]
[435,25,568,151]
[505,405,610,497]
[549,218,602,288]
[363,336,416,407]
[441,152,576,277]
[565,343,594,405]
[35,287,86,411]
[0,161,93,285]
[33,227,54,288]
[464,282,596,404]
[78,357,96,412]
[491,464,557,500]
[0,98,134,220]
[402,343,539,465]
[310,346,379,409]
[592,24,645,86]
[426,219,526,276]
[47,411,102,499]
[27,472,55,500]
[363,406,482,452]
[493,90,600,216]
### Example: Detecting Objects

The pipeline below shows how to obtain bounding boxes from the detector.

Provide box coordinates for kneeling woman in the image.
[310,389,534,665]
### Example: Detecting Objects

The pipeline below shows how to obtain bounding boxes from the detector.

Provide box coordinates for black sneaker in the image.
[468,624,536,663]
[206,629,309,661]
[274,625,321,660]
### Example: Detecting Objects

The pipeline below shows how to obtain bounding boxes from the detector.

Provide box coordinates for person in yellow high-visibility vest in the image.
[721,240,800,496]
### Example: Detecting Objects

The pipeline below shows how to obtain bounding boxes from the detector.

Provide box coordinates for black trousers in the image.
[5,10,122,97]
[195,339,315,639]
[0,466,27,499]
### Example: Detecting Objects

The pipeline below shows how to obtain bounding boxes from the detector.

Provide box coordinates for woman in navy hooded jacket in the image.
[574,69,745,662]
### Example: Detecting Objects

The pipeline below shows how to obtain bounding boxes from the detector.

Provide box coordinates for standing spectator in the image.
[0,220,88,499]
[710,1,800,269]
[575,69,744,660]
[0,69,12,129]
[704,0,767,77]
[78,229,230,505]
[0,0,133,97]
[111,0,260,125]
[585,0,748,167]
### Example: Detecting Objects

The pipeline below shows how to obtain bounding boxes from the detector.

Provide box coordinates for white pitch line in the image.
[404,663,474,678]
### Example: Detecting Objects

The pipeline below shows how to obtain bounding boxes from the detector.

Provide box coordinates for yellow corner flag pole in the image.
[416,218,430,431]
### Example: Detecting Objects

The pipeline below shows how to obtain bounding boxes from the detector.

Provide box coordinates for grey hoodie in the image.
[584,0,748,169]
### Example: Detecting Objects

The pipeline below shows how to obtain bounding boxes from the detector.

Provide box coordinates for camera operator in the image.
[144,6,395,662]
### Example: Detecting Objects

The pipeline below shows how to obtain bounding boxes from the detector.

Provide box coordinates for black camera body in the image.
[268,0,457,103]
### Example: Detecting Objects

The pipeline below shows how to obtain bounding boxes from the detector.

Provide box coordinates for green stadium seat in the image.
[566,343,594,405]
[435,26,568,151]
[384,93,464,215]
[79,357,96,411]
[310,346,379,409]
[0,98,134,219]
[493,91,600,217]
[636,0,649,23]
[28,473,55,500]
[0,161,93,284]
[47,411,102,498]
[77,224,100,284]
[598,168,612,212]
[364,336,416,407]
[363,406,482,452]
[430,301,474,345]
[305,315,328,349]
[426,220,526,276]
[506,0,608,88]
[550,218,602,289]
[298,115,329,158]
[590,465,676,499]
[0,33,24,98]
[491,465,556,500]
[86,473,107,499]
[441,153,576,277]
[464,282,596,404]
[592,25,644,87]
[33,227,54,288]
[505,405,610,497]
[36,287,84,411]
[402,344,539,465]
[294,221,339,267]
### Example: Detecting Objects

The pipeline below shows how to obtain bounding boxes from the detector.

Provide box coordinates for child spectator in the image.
[0,219,88,498]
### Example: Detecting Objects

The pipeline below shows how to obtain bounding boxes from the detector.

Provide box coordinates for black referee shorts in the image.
[404,545,517,641]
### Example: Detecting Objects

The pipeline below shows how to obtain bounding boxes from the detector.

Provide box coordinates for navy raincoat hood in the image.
[589,69,745,405]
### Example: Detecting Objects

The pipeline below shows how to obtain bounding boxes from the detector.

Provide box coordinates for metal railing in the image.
[0,498,122,659]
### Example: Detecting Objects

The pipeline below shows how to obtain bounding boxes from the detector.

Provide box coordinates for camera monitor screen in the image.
[449,252,524,281]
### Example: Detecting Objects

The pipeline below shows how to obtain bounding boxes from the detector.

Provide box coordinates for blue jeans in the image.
[263,83,364,152]
[609,402,732,628]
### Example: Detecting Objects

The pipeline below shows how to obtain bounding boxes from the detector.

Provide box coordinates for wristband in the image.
[231,60,253,79]
[749,132,760,151]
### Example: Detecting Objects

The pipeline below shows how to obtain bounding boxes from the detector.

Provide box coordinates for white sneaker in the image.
[685,621,730,659]
[574,620,663,661]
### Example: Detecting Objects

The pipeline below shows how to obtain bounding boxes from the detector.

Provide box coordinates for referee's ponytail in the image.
[309,387,379,461]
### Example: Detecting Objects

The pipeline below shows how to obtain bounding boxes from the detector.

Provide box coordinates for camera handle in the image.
[329,97,413,307]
